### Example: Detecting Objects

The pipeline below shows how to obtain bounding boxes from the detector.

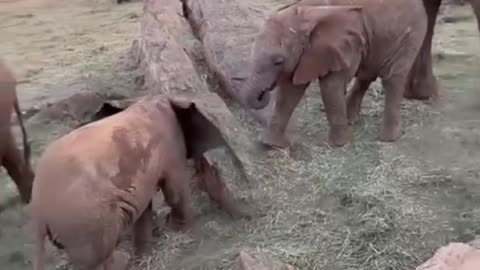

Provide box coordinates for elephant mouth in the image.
[257,81,277,102]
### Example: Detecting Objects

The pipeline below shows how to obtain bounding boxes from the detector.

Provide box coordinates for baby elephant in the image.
[0,59,34,204]
[241,0,427,147]
[30,95,224,270]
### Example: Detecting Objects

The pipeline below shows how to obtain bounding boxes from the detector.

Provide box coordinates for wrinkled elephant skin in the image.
[30,95,225,270]
[0,59,34,204]
[241,0,427,148]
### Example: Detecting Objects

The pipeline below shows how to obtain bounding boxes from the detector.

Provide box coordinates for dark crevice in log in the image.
[178,0,197,40]
[180,0,190,21]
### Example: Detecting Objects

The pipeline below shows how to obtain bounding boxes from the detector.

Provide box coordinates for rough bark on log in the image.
[133,0,261,205]
[182,0,276,126]
[133,0,208,95]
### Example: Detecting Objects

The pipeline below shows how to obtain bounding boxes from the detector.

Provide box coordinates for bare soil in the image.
[1,0,480,270]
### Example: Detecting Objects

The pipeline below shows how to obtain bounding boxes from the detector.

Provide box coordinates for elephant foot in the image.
[133,239,153,258]
[134,244,152,258]
[404,85,438,101]
[328,124,353,147]
[113,250,129,270]
[346,100,362,124]
[347,110,360,124]
[165,212,189,231]
[18,185,32,204]
[379,123,402,142]
[347,115,359,125]
[404,71,438,101]
[103,250,129,270]
[420,90,440,106]
[261,129,291,149]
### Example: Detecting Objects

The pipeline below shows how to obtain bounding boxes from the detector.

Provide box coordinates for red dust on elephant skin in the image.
[416,242,480,270]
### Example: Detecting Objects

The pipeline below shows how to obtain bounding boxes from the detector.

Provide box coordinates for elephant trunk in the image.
[241,77,274,110]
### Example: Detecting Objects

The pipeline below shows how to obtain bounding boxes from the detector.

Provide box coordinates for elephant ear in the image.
[169,97,225,159]
[292,5,364,85]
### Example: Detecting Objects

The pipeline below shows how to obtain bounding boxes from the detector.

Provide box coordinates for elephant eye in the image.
[272,55,285,66]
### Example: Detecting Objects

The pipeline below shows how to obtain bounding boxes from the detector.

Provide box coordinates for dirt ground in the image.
[1,0,480,270]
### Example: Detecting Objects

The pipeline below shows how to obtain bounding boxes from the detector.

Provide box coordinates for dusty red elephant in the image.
[416,242,480,270]
[241,0,428,148]
[405,0,480,101]
[0,59,34,204]
[29,95,229,270]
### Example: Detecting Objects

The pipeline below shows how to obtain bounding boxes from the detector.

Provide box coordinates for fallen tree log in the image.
[131,0,262,214]
[131,0,207,95]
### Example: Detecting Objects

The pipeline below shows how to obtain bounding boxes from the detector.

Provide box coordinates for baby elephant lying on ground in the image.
[30,95,226,270]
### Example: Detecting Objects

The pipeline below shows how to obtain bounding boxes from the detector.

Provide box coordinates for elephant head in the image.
[241,2,364,110]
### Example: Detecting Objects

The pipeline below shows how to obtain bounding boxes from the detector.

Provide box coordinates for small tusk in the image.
[289,27,296,34]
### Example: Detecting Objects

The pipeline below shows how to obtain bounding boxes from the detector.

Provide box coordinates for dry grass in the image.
[0,0,141,108]
[1,1,480,270]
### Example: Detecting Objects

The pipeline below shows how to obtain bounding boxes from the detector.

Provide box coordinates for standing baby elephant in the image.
[0,59,34,203]
[30,95,224,270]
[241,0,427,148]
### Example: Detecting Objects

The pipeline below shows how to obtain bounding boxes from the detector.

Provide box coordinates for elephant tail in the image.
[13,98,31,167]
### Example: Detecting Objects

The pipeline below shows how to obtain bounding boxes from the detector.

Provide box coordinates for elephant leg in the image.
[2,130,33,203]
[32,221,46,270]
[101,250,129,270]
[404,0,441,101]
[133,201,153,257]
[261,80,308,148]
[380,75,408,142]
[319,73,353,147]
[346,77,375,123]
[161,166,193,231]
